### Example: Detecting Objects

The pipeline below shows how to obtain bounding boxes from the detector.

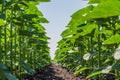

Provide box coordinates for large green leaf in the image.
[68,5,94,27]
[79,24,97,36]
[69,0,120,28]
[89,0,118,4]
[26,2,43,16]
[103,34,120,44]
[20,61,35,75]
[112,60,120,69]
[0,64,17,80]
[88,0,120,19]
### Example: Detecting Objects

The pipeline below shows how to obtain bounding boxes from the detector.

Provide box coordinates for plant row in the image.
[0,0,51,79]
[55,0,120,79]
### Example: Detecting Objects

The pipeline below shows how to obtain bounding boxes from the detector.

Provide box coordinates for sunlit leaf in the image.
[69,5,94,27]
[103,34,120,44]
[88,0,120,19]
[86,71,101,78]
[79,24,97,36]
[0,19,6,26]
[74,67,88,75]
[88,0,100,4]
[39,17,49,23]
[61,28,74,38]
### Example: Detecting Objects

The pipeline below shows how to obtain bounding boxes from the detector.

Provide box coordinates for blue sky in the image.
[38,0,88,59]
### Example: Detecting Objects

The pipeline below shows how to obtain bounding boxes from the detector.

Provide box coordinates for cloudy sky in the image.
[38,0,88,59]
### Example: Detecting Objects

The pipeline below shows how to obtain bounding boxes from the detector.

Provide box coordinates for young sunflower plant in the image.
[0,0,51,79]
[55,0,120,79]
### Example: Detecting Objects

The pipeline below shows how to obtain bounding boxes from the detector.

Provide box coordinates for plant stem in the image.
[14,25,17,75]
[0,0,6,63]
[10,6,13,72]
[90,37,93,67]
[98,25,101,68]
[4,24,7,65]
[98,24,102,80]
[0,26,2,63]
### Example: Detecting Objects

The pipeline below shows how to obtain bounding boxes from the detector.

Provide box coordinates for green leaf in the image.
[69,5,94,27]
[19,30,35,37]
[103,34,120,44]
[86,71,101,78]
[39,17,49,23]
[0,19,6,26]
[60,47,72,53]
[89,0,118,4]
[74,67,88,75]
[0,64,17,80]
[26,2,43,16]
[112,60,120,69]
[88,0,120,19]
[79,24,97,36]
[39,0,50,2]
[61,28,74,38]
[20,61,35,75]
[88,0,100,4]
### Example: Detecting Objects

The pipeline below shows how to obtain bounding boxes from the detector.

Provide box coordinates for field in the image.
[0,0,120,80]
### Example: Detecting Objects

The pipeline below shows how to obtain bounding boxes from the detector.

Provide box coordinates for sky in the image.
[38,0,88,59]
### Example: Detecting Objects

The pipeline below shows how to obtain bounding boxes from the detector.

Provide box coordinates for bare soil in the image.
[23,64,115,80]
[23,64,88,80]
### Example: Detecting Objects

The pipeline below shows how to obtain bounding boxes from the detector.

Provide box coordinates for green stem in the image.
[90,37,93,67]
[2,0,6,19]
[0,26,2,63]
[4,24,7,65]
[111,17,119,79]
[19,29,22,78]
[10,7,13,72]
[98,24,101,68]
[14,25,17,75]
[98,24,102,80]
[1,0,6,63]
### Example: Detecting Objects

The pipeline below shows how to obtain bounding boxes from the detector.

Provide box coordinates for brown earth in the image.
[23,64,115,80]
[23,64,88,80]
